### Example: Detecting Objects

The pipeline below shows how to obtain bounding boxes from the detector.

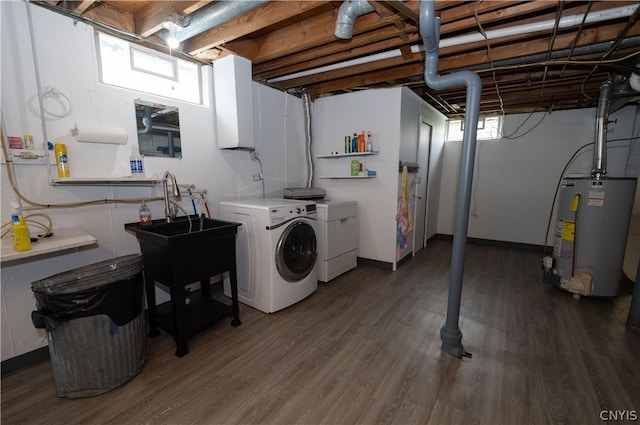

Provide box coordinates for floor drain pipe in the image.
[420,0,482,359]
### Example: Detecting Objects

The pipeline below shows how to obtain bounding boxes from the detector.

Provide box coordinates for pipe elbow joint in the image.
[335,0,374,39]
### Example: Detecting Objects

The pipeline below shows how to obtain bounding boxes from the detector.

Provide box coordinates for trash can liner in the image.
[31,254,143,330]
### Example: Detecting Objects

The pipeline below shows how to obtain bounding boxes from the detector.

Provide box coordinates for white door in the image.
[414,120,432,252]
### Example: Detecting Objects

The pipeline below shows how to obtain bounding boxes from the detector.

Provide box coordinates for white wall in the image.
[437,106,640,245]
[313,89,402,264]
[0,2,305,361]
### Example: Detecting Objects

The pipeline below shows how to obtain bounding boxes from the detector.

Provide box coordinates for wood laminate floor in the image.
[2,240,639,425]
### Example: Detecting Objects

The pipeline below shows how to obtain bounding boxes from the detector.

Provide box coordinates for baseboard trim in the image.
[431,234,548,252]
[357,257,394,271]
[1,346,50,378]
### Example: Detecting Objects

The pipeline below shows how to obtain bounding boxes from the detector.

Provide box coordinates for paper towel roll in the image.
[73,123,128,144]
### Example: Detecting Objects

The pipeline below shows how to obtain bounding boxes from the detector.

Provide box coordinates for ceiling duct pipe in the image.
[158,1,268,44]
[420,0,482,359]
[335,0,374,39]
[592,80,613,179]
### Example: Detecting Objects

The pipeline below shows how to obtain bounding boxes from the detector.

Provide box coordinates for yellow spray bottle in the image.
[11,203,31,252]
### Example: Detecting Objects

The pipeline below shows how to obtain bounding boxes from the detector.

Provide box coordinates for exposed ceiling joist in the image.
[38,0,640,117]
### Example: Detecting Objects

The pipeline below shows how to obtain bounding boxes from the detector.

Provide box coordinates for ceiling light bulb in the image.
[167,26,180,49]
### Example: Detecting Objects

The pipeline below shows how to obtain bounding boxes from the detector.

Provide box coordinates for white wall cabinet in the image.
[214,55,255,149]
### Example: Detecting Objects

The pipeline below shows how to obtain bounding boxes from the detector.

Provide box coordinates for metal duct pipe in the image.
[137,105,152,135]
[158,1,268,44]
[592,80,613,179]
[302,93,314,189]
[420,0,482,359]
[335,0,374,39]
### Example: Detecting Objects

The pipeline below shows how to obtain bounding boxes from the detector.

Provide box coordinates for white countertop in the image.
[1,227,97,264]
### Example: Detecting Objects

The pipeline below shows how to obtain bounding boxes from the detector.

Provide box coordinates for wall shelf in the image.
[51,177,163,186]
[318,176,376,179]
[1,227,97,264]
[317,151,379,159]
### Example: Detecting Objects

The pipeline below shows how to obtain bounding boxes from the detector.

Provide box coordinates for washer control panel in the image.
[268,203,317,225]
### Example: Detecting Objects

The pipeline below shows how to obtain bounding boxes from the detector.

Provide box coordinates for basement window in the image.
[96,32,201,104]
[445,115,502,142]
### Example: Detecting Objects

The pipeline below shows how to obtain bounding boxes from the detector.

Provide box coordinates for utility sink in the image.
[125,216,240,248]
[125,215,242,357]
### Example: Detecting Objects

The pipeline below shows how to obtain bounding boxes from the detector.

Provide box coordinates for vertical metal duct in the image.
[335,0,374,39]
[420,0,482,359]
[302,93,314,189]
[592,80,613,179]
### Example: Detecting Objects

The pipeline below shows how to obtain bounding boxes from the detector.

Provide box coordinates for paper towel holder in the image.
[72,123,128,145]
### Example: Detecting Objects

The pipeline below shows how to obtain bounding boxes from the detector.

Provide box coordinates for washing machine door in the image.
[275,220,317,282]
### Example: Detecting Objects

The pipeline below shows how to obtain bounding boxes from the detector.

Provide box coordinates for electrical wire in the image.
[580,4,640,100]
[202,194,211,218]
[503,111,549,140]
[560,2,592,77]
[474,50,640,74]
[474,0,504,117]
[542,142,593,257]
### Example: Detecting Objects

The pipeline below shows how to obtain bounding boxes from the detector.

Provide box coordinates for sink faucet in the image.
[163,171,181,223]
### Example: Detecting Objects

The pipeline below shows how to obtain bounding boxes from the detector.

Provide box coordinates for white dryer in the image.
[219,198,318,313]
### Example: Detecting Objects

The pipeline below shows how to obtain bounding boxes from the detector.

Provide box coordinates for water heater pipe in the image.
[420,0,481,359]
[592,80,613,179]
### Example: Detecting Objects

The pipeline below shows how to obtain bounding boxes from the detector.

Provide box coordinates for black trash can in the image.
[31,254,146,398]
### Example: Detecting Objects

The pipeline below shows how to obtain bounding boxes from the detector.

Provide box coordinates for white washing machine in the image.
[219,198,318,313]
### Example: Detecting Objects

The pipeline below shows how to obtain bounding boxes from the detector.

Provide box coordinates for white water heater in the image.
[547,177,636,297]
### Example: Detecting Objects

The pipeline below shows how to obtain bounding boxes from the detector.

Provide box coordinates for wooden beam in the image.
[184,1,331,55]
[133,1,208,38]
[377,0,419,25]
[272,51,424,90]
[73,0,94,14]
[224,3,416,64]
[254,29,421,80]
